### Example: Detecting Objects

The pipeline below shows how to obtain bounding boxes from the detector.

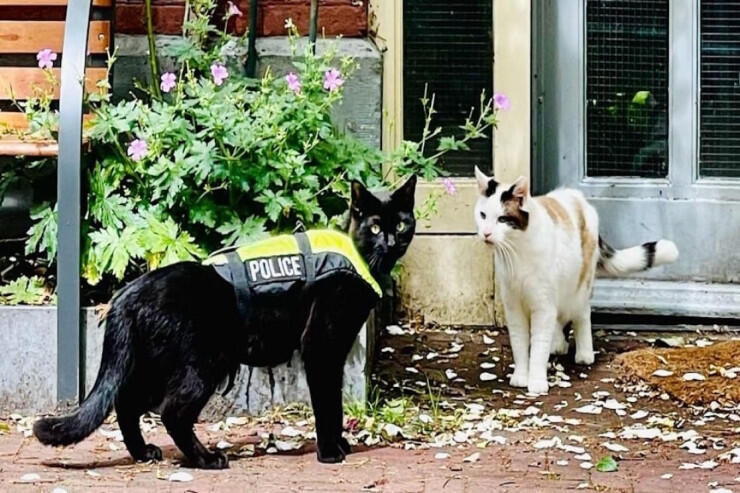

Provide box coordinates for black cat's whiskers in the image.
[367,251,383,272]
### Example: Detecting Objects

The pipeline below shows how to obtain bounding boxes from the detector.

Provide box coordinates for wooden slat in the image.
[0,21,110,54]
[0,112,95,130]
[0,0,111,6]
[0,67,107,100]
[0,136,58,156]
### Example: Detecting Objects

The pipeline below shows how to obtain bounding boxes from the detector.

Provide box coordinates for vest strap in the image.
[226,250,251,321]
[294,232,315,283]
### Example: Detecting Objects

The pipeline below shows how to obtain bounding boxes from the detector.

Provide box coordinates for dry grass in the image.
[614,340,740,406]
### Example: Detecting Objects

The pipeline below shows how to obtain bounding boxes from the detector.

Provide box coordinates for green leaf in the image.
[216,216,267,247]
[0,276,53,305]
[88,190,132,229]
[436,136,470,153]
[25,203,57,262]
[595,456,618,473]
[137,215,206,270]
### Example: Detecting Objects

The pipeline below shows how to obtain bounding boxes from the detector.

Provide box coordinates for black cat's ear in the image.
[351,180,380,216]
[391,174,417,211]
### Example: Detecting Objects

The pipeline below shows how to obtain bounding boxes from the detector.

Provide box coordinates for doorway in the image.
[533,0,740,318]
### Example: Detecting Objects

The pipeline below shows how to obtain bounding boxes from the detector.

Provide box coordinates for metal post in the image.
[245,0,259,78]
[57,0,92,406]
[309,0,318,54]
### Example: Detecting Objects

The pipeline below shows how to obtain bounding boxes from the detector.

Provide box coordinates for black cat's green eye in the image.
[479,211,487,220]
[396,222,406,233]
[370,224,381,235]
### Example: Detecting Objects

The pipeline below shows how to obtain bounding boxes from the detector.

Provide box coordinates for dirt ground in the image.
[1,324,739,493]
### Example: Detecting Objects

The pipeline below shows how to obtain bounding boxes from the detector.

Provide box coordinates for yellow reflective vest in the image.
[203,229,382,319]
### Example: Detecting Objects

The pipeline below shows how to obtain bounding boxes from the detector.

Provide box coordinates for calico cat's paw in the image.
[509,371,529,388]
[575,351,595,366]
[550,335,569,355]
[317,441,347,464]
[527,377,549,395]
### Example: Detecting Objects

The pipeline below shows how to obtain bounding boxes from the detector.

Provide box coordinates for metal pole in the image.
[245,0,259,78]
[309,0,318,54]
[57,0,92,406]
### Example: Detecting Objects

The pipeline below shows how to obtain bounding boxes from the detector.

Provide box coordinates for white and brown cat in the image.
[473,166,678,395]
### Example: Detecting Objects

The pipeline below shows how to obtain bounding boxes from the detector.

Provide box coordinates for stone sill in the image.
[0,305,368,418]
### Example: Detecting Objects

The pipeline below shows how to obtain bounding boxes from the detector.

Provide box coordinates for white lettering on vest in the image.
[281,257,294,275]
[246,255,303,282]
[268,258,281,278]
[248,260,260,281]
[259,259,271,279]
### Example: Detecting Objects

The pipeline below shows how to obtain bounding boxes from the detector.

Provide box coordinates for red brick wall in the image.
[116,0,368,37]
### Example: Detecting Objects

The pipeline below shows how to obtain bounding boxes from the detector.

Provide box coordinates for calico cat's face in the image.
[349,175,417,274]
[473,166,530,245]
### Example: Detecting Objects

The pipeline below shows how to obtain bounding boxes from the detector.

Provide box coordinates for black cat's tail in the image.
[33,303,133,446]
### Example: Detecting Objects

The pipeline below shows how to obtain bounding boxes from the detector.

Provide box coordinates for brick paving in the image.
[2,328,740,492]
[0,421,738,493]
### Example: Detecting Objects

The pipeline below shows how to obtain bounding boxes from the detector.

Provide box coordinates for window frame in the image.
[552,0,740,202]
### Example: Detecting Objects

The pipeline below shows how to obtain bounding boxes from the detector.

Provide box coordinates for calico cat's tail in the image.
[597,237,679,276]
[33,305,132,446]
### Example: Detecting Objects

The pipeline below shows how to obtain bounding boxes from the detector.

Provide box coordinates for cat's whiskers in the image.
[367,251,383,271]
[493,239,517,275]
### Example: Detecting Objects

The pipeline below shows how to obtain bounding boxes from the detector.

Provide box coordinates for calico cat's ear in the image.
[351,180,381,216]
[511,175,531,211]
[512,175,530,199]
[474,166,497,197]
[391,174,417,211]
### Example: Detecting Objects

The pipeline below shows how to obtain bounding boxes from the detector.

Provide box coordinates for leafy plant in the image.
[0,276,55,305]
[1,0,503,304]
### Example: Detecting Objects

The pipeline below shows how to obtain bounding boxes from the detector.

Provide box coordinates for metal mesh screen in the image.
[403,0,493,176]
[586,0,669,178]
[700,1,740,178]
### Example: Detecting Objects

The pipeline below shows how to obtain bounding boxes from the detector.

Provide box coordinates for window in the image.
[403,0,493,176]
[586,0,669,178]
[700,1,740,178]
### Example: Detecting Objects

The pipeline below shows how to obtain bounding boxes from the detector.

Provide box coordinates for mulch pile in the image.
[614,339,740,407]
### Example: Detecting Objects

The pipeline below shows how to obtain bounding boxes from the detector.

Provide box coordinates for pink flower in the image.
[442,177,456,195]
[493,92,510,111]
[127,139,148,162]
[345,417,360,433]
[323,68,344,92]
[211,63,229,86]
[227,1,243,17]
[36,49,57,70]
[160,72,176,93]
[285,72,301,93]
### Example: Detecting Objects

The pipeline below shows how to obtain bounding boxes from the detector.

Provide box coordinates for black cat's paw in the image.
[192,451,229,470]
[132,444,163,463]
[317,442,346,464]
[337,436,352,456]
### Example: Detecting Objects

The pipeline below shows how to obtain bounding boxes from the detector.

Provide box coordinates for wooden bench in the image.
[0,0,111,155]
[0,0,114,405]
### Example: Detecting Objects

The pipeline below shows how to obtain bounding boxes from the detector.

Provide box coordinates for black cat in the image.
[33,176,417,469]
